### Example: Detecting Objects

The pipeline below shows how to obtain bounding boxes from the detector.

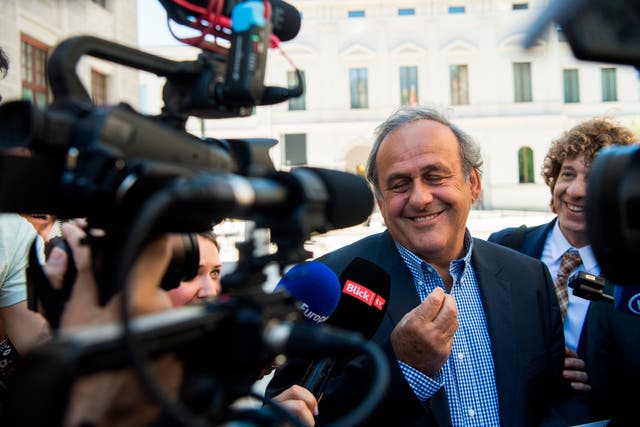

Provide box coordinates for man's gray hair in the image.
[366,105,483,198]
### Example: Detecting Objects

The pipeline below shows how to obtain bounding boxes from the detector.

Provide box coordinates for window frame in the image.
[601,67,618,102]
[288,70,306,111]
[518,146,535,184]
[513,62,532,103]
[563,68,580,103]
[349,67,369,109]
[450,64,469,105]
[399,66,419,106]
[348,10,365,18]
[283,133,307,166]
[91,68,108,106]
[20,34,49,108]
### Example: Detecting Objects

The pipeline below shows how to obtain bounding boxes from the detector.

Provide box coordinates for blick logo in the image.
[343,280,386,311]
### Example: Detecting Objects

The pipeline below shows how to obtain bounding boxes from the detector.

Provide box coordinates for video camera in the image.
[0,1,385,426]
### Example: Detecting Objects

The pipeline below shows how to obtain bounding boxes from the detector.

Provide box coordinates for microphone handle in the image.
[300,357,336,401]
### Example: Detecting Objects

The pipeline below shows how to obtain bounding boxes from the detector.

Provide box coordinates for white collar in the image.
[548,220,599,272]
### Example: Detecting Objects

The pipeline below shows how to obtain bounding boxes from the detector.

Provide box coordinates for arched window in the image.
[518,146,535,183]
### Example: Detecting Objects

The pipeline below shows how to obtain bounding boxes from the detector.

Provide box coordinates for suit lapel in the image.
[521,218,556,259]
[472,239,517,427]
[374,232,422,326]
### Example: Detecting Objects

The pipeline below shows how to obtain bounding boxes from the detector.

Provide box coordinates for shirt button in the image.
[468,408,475,417]
[457,352,464,360]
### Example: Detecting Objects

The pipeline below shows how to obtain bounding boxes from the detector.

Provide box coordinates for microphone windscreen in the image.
[303,168,374,230]
[223,0,301,41]
[326,257,390,339]
[275,261,341,323]
[613,284,640,315]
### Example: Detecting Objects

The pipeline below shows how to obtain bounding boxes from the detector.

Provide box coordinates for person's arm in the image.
[0,301,49,354]
[43,222,182,427]
[0,215,51,354]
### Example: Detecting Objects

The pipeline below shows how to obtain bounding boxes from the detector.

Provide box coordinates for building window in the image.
[349,68,369,109]
[518,147,535,183]
[20,35,49,108]
[91,69,108,105]
[399,66,418,106]
[398,8,415,16]
[284,133,307,166]
[288,70,306,110]
[512,2,528,10]
[563,69,580,103]
[450,64,469,105]
[91,0,107,7]
[556,24,567,42]
[513,62,532,102]
[601,68,618,102]
[348,10,365,18]
[448,6,466,14]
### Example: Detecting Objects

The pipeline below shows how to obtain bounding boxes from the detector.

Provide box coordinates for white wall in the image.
[138,0,640,211]
[0,0,140,109]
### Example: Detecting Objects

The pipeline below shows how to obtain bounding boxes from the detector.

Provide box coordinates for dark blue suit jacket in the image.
[488,218,597,423]
[487,218,556,260]
[487,218,591,356]
[267,230,571,426]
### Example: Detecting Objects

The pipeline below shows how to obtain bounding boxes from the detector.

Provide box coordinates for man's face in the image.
[375,120,481,264]
[20,214,56,239]
[552,153,589,247]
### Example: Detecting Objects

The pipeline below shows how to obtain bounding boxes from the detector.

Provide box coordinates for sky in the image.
[137,0,181,47]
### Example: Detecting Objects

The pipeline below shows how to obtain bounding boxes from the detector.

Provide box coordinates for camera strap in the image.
[26,238,75,330]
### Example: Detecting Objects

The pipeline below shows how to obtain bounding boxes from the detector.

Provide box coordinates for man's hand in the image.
[271,384,318,427]
[564,346,590,392]
[390,287,458,376]
[43,222,183,427]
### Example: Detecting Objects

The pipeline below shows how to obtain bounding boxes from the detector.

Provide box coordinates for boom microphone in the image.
[170,167,374,234]
[301,257,391,399]
[159,0,302,42]
[222,0,301,42]
[274,261,341,324]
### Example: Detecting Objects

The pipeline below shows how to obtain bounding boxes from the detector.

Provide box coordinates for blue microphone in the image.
[613,285,640,315]
[274,261,341,324]
[300,257,391,400]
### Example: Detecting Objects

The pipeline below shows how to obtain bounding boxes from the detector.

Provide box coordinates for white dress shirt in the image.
[541,220,599,352]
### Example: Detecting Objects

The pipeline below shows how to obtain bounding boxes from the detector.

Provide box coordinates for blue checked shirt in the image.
[396,231,501,426]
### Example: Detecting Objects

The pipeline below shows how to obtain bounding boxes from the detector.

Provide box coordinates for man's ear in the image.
[469,168,482,202]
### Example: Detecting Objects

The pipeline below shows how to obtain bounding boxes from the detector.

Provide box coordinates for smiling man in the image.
[267,106,580,426]
[489,117,637,424]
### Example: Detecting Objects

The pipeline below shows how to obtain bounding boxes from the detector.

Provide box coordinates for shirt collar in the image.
[394,229,474,276]
[548,219,599,272]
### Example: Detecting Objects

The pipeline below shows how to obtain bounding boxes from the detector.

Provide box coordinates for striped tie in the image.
[555,249,582,322]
